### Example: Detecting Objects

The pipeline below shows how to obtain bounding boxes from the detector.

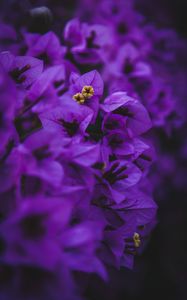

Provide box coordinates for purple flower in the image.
[64,19,113,64]
[143,79,174,127]
[60,139,100,167]
[93,186,157,269]
[0,51,43,88]
[108,43,151,79]
[25,31,65,66]
[145,26,178,62]
[102,130,150,165]
[94,160,142,204]
[71,70,104,119]
[39,97,94,139]
[64,19,86,51]
[20,129,64,188]
[60,161,95,202]
[0,192,106,272]
[0,196,106,298]
[0,197,70,270]
[25,65,66,114]
[101,92,152,136]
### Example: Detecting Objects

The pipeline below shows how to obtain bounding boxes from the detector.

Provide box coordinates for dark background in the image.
[136,0,187,38]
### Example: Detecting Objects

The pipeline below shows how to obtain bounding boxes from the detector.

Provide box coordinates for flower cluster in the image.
[1,0,185,299]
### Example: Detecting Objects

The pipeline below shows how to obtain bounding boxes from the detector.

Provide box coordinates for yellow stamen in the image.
[73,92,85,104]
[82,85,94,99]
[133,232,141,248]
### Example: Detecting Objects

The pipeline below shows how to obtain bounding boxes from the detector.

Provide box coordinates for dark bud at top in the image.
[28,6,53,34]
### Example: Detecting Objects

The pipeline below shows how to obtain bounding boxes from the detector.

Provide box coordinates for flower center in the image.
[73,92,85,104]
[124,232,141,255]
[133,232,141,248]
[73,85,94,104]
[82,85,94,98]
